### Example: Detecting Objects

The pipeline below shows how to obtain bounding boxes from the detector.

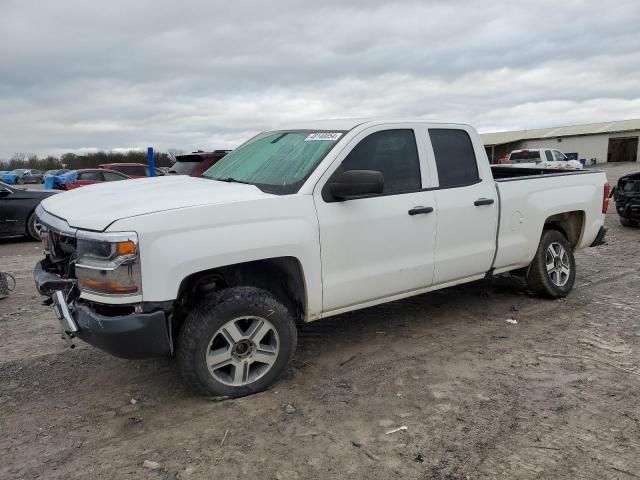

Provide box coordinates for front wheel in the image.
[526,229,576,298]
[26,212,41,241]
[177,286,297,397]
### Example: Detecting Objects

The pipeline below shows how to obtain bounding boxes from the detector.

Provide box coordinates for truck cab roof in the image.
[270,118,472,132]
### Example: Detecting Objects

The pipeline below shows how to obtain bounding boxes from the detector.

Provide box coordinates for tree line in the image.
[1,151,176,171]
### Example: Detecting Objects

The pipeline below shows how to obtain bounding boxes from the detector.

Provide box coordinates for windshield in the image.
[169,161,199,175]
[202,130,344,194]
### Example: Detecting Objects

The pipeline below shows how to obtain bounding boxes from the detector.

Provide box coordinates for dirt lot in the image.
[1,163,639,480]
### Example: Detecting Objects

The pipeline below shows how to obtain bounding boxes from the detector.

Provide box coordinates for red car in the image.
[99,163,164,178]
[56,169,131,190]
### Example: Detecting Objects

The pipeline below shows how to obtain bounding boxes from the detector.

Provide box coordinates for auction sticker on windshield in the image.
[305,132,342,141]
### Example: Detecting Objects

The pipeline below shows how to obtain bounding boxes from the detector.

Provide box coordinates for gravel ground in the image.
[1,163,639,480]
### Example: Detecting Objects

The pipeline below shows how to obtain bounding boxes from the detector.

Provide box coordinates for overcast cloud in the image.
[1,0,639,157]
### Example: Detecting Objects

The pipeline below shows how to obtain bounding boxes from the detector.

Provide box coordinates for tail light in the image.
[602,183,611,214]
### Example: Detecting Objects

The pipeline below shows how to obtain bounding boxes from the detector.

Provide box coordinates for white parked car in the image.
[507,148,583,169]
[34,119,608,397]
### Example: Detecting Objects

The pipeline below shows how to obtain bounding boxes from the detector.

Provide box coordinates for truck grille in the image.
[36,205,77,278]
[47,229,77,262]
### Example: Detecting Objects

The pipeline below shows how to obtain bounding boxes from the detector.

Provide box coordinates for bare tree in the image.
[11,152,26,163]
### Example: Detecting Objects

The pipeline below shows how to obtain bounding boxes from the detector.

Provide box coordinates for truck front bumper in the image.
[34,261,173,359]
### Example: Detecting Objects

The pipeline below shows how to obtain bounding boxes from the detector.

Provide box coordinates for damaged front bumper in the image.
[34,261,173,359]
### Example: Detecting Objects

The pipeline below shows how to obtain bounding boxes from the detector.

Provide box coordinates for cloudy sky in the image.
[1,0,639,158]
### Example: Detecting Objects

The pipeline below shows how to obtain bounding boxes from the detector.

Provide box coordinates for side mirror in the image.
[329,170,384,201]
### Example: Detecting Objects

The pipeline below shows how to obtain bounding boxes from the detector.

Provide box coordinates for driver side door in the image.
[0,185,20,236]
[313,126,438,315]
[553,150,569,168]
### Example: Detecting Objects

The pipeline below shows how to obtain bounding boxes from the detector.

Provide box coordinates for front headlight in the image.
[75,231,142,296]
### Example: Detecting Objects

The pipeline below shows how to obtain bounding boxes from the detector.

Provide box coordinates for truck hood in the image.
[40,175,271,231]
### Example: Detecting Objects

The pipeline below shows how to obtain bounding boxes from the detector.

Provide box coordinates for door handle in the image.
[474,198,495,206]
[408,206,434,216]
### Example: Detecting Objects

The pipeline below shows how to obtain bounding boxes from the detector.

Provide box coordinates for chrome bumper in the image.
[53,290,78,333]
[52,290,78,348]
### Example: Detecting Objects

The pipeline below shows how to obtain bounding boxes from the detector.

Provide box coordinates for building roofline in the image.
[481,118,640,146]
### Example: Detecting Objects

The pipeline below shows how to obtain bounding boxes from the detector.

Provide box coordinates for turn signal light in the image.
[116,240,136,256]
[79,278,138,294]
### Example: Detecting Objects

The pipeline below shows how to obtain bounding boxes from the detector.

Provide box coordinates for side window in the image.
[78,171,103,181]
[103,171,126,181]
[545,150,554,161]
[553,150,566,161]
[338,129,421,194]
[429,129,480,187]
[117,166,146,176]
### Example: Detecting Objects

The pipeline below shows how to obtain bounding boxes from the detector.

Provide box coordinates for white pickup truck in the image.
[507,148,583,169]
[34,120,609,397]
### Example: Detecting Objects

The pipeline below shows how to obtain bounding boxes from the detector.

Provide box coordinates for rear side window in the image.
[545,150,554,161]
[339,129,421,194]
[429,129,480,187]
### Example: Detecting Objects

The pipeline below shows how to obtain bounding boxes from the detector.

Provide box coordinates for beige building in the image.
[481,119,640,165]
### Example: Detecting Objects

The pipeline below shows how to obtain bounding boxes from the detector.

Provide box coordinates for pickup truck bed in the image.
[489,166,607,275]
[491,165,595,180]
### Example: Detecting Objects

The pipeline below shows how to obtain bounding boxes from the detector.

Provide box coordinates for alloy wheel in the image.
[546,242,570,287]
[205,316,280,386]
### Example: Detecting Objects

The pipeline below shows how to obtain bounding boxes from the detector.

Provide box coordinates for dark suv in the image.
[168,150,230,177]
[613,171,640,227]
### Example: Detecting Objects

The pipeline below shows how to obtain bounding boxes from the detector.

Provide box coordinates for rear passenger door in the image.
[427,128,498,284]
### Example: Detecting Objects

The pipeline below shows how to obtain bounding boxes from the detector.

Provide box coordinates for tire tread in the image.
[526,229,575,299]
[177,286,297,397]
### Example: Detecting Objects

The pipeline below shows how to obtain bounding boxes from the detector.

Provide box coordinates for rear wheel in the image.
[177,286,297,397]
[526,229,575,298]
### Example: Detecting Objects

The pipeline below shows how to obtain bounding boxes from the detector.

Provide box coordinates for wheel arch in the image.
[175,256,308,330]
[542,210,585,248]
